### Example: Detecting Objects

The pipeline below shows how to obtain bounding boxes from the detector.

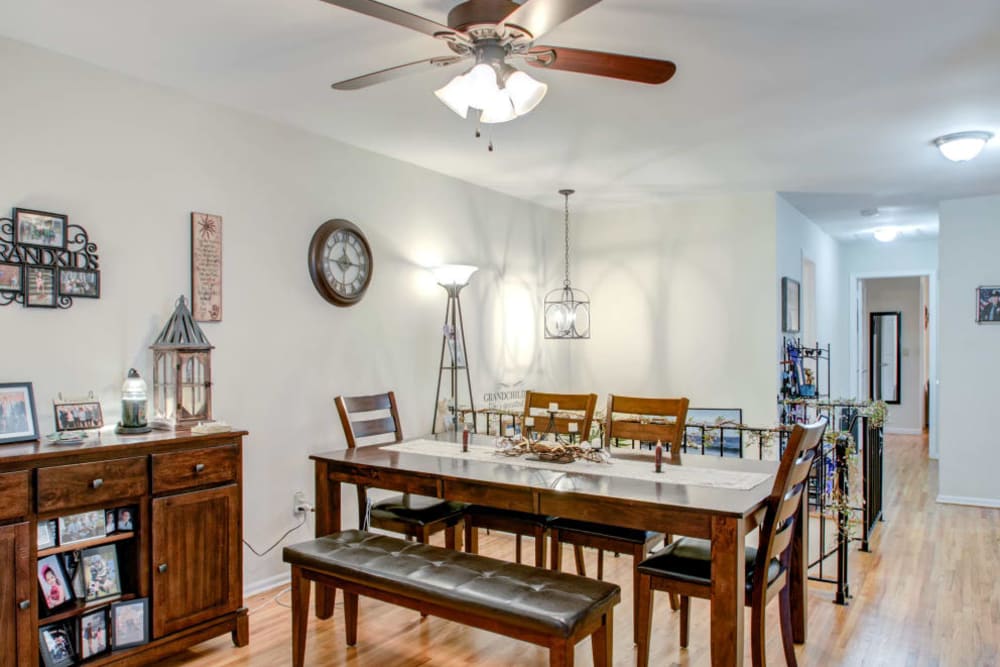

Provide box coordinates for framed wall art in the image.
[976,286,1000,323]
[0,381,39,444]
[25,265,57,308]
[58,268,100,298]
[782,277,801,333]
[191,212,222,322]
[14,208,67,249]
[0,262,22,292]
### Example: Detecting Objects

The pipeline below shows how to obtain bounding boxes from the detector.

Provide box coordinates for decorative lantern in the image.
[150,296,213,430]
[116,368,151,434]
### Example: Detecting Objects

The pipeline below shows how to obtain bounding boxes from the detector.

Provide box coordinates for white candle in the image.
[548,402,559,412]
[524,417,535,427]
[568,422,578,433]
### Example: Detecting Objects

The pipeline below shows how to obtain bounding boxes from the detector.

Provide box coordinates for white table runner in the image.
[382,439,772,491]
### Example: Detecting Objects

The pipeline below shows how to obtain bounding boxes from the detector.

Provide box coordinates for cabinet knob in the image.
[194,463,205,473]
[18,599,30,610]
[91,478,104,489]
[158,563,168,573]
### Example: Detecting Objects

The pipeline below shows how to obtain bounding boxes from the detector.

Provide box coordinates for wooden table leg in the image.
[314,460,341,620]
[790,491,808,643]
[710,515,745,667]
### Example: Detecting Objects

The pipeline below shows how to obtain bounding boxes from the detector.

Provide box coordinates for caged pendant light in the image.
[544,189,590,339]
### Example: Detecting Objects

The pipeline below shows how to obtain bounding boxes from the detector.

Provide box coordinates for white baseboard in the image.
[244,572,290,598]
[936,495,1000,509]
[884,427,923,436]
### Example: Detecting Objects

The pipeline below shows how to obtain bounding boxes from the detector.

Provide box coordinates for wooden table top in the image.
[312,432,778,519]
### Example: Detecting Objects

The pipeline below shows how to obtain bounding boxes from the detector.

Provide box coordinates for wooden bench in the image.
[283,530,621,667]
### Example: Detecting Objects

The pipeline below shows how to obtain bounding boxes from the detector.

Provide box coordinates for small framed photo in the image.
[111,598,149,650]
[116,507,135,532]
[37,555,75,610]
[39,621,77,667]
[0,382,39,444]
[105,509,116,535]
[976,286,1000,324]
[782,277,801,333]
[14,208,68,250]
[62,551,86,598]
[82,544,121,602]
[80,608,109,659]
[53,400,104,432]
[25,265,57,308]
[58,268,100,298]
[37,519,58,550]
[58,509,106,546]
[0,262,22,293]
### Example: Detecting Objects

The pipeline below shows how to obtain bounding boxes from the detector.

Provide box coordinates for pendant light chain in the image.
[560,189,574,288]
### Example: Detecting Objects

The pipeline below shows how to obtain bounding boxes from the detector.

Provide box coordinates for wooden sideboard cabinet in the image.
[0,430,248,666]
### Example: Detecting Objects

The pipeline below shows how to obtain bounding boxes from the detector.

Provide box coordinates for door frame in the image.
[849,269,938,458]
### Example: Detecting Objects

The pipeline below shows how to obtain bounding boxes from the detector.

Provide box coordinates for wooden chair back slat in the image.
[523,391,598,439]
[335,392,404,448]
[768,519,796,558]
[605,395,690,459]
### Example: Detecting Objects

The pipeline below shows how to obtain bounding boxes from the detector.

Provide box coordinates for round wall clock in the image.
[307,219,373,307]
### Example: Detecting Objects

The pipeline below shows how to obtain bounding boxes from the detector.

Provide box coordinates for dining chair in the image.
[464,390,598,566]
[635,418,828,667]
[549,394,689,643]
[335,392,466,547]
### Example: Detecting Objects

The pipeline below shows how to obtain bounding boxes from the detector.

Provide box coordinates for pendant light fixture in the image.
[544,189,590,339]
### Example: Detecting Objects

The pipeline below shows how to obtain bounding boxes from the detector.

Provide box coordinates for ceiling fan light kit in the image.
[933,131,993,162]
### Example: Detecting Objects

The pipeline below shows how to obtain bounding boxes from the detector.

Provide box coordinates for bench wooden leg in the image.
[344,590,359,646]
[291,566,311,667]
[550,640,574,667]
[591,609,613,667]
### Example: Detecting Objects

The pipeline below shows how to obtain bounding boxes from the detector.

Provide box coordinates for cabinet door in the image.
[0,522,33,667]
[152,484,241,638]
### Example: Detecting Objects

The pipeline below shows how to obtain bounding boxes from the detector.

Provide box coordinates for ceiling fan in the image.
[321,0,677,123]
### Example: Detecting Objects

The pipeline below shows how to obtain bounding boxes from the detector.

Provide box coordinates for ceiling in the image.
[1,0,999,239]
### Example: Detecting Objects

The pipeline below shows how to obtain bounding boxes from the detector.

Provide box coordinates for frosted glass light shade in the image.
[432,264,478,287]
[505,70,548,115]
[434,75,471,118]
[465,63,500,109]
[873,227,899,242]
[480,90,517,124]
[934,131,993,162]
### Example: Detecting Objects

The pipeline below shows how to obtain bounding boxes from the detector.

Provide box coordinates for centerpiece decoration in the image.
[494,408,609,464]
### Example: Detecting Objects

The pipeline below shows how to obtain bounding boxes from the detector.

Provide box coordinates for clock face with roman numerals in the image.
[308,219,373,306]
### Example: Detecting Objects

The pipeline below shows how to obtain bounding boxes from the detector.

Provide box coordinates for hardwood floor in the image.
[162,434,1000,666]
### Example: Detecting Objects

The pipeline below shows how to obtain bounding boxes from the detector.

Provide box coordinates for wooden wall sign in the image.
[191,212,222,322]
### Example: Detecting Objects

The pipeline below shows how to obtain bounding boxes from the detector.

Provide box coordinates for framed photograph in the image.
[111,598,149,650]
[0,262,22,292]
[53,400,104,432]
[58,509,106,546]
[62,551,85,598]
[58,268,100,298]
[116,507,135,532]
[37,555,75,610]
[14,208,68,249]
[976,286,1000,324]
[39,621,77,667]
[191,212,223,322]
[25,265,56,308]
[37,518,58,550]
[0,382,39,444]
[80,608,109,659]
[105,509,116,534]
[684,408,744,456]
[82,544,121,602]
[782,277,801,333]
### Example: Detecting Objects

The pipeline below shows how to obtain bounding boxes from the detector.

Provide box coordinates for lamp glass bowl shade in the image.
[505,71,548,115]
[873,227,899,242]
[434,75,470,118]
[480,90,517,124]
[935,131,993,162]
[432,264,479,287]
[464,63,500,109]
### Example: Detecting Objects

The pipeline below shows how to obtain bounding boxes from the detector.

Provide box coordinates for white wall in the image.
[775,196,844,399]
[569,193,778,427]
[863,277,923,434]
[938,194,1000,507]
[0,37,566,590]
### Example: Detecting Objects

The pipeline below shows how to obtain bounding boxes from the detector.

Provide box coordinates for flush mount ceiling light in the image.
[323,0,676,124]
[873,228,899,243]
[933,131,994,162]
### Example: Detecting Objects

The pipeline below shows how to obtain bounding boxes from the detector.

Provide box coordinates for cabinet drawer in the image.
[0,471,30,521]
[152,445,239,494]
[37,457,148,514]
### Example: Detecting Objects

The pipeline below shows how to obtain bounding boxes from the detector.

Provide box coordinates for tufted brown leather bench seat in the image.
[283,530,621,666]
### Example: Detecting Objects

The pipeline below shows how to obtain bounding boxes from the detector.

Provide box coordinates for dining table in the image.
[310,432,808,667]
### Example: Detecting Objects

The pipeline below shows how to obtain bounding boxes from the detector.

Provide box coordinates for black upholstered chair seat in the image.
[638,537,783,591]
[548,517,662,545]
[371,495,466,527]
[284,530,620,638]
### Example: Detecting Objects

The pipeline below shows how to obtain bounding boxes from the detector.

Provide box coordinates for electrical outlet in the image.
[293,491,312,517]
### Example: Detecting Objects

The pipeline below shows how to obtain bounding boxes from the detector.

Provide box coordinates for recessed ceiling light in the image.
[873,228,899,242]
[934,131,993,162]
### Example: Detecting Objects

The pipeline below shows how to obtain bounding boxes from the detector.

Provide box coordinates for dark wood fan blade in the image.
[332,56,468,90]
[319,0,456,38]
[525,46,676,84]
[501,0,603,40]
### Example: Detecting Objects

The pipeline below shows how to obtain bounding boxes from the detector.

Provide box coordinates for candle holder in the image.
[116,369,151,435]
